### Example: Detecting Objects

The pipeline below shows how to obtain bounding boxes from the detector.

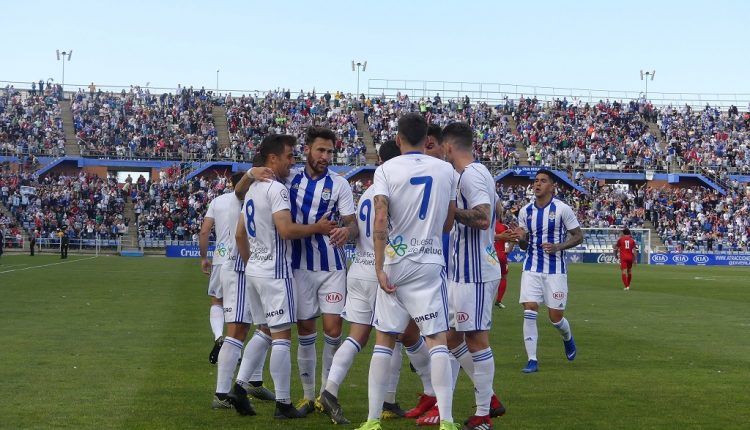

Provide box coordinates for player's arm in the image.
[199,216,214,274]
[373,194,395,293]
[455,203,491,230]
[234,167,275,200]
[329,214,358,247]
[543,227,584,254]
[515,228,530,250]
[235,216,250,264]
[494,197,503,221]
[443,200,457,233]
[273,210,335,240]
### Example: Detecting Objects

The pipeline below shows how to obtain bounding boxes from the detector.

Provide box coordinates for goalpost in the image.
[581,228,652,264]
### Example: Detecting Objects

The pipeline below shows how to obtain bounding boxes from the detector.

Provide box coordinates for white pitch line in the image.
[0,256,99,274]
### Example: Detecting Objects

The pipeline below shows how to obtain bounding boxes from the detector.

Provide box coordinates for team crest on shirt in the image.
[321,188,332,201]
[548,211,556,220]
[280,189,289,202]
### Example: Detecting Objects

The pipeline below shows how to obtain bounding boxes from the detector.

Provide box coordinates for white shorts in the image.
[207,263,223,298]
[221,262,253,324]
[342,274,378,326]
[294,269,347,320]
[519,272,569,310]
[374,261,449,336]
[449,280,498,332]
[247,275,297,329]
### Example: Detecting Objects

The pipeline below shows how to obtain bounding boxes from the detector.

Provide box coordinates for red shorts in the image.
[620,257,633,270]
[499,254,508,275]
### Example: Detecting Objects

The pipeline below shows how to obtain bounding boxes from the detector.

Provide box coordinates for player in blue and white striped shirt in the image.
[513,169,584,373]
[284,127,358,413]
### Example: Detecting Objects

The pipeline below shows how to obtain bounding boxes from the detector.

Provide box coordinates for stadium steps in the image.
[507,114,529,165]
[213,106,230,155]
[59,100,80,156]
[122,199,140,249]
[642,220,666,250]
[355,111,378,164]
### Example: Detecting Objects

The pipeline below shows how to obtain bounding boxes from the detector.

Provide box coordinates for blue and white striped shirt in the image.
[286,167,355,272]
[517,197,580,275]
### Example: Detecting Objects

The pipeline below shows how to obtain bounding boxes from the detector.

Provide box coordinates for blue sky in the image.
[2,0,749,97]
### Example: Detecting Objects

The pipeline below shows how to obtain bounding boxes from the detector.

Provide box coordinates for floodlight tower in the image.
[56,49,73,99]
[640,69,655,101]
[352,60,367,97]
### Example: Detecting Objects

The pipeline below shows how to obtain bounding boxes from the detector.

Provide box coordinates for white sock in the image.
[320,334,342,395]
[552,317,572,341]
[471,347,494,416]
[405,337,434,396]
[209,305,224,340]
[271,339,292,404]
[450,341,476,386]
[326,337,361,397]
[215,336,242,394]
[449,351,461,389]
[385,340,402,403]
[247,330,272,383]
[235,333,268,387]
[523,310,538,361]
[367,345,392,420]
[429,345,453,423]
[298,333,317,400]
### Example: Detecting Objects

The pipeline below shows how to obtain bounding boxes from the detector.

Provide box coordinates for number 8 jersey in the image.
[243,180,293,279]
[373,152,457,267]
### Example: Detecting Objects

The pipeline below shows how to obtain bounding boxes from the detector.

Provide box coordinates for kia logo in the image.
[552,292,565,300]
[326,292,343,303]
[693,255,709,264]
[456,312,469,323]
[673,255,689,263]
[597,254,617,264]
[652,254,668,263]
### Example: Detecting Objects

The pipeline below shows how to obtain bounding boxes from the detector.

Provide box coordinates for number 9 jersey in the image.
[373,152,458,267]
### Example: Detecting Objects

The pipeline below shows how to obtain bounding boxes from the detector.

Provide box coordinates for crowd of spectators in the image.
[222,89,367,164]
[1,85,66,157]
[71,86,218,160]
[657,104,750,173]
[365,92,519,167]
[1,171,129,244]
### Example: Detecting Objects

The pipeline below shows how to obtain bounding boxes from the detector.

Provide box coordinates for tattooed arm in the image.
[454,203,491,230]
[373,194,395,293]
[329,214,358,247]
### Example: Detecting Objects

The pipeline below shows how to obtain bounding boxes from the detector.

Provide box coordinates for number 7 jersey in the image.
[373,152,457,267]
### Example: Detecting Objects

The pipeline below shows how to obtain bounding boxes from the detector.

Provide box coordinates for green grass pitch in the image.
[1,255,748,429]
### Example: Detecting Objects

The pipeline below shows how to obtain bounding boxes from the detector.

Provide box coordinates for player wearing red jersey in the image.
[613,228,638,290]
[493,221,514,308]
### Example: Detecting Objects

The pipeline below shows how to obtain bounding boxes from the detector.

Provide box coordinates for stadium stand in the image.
[1,85,66,157]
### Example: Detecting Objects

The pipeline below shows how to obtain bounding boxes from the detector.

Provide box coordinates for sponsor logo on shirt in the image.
[216,242,227,257]
[485,246,499,264]
[413,311,439,323]
[386,235,408,258]
[266,309,285,318]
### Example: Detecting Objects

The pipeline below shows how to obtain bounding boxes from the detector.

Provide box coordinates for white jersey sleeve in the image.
[334,175,356,217]
[244,181,292,279]
[560,203,581,230]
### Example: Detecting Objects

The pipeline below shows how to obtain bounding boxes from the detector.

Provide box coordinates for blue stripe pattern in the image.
[289,173,303,268]
[472,349,494,363]
[272,339,292,348]
[373,346,393,356]
[523,310,537,320]
[225,337,244,350]
[235,271,245,323]
[285,278,296,324]
[300,175,318,270]
[548,201,557,273]
[406,336,424,353]
[475,281,484,330]
[429,345,449,357]
[345,337,362,352]
[524,205,534,271]
[452,343,469,358]
[254,330,272,346]
[535,204,545,273]
[439,271,449,329]
[324,335,342,346]
[299,334,317,346]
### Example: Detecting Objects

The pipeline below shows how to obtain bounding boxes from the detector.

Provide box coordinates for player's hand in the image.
[495,231,519,242]
[201,257,211,274]
[249,166,274,182]
[377,269,396,294]
[542,242,559,254]
[314,217,337,235]
[328,227,349,247]
[512,226,527,240]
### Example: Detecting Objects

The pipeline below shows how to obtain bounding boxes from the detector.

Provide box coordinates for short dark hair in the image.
[397,113,428,146]
[257,134,296,166]
[535,168,556,183]
[441,122,473,150]
[622,227,631,236]
[427,123,443,142]
[305,126,336,147]
[231,172,245,187]
[378,139,401,163]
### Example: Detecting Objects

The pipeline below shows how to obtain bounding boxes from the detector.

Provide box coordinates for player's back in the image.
[348,185,376,279]
[373,152,456,266]
[618,236,636,258]
[206,192,242,265]
[243,180,292,279]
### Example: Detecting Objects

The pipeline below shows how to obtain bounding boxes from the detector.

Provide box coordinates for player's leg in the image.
[244,325,275,401]
[318,270,346,398]
[620,257,629,289]
[401,321,437,419]
[214,322,251,410]
[626,260,633,288]
[495,258,509,307]
[520,272,543,372]
[294,269,320,409]
[207,265,225,364]
[544,274,575,361]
